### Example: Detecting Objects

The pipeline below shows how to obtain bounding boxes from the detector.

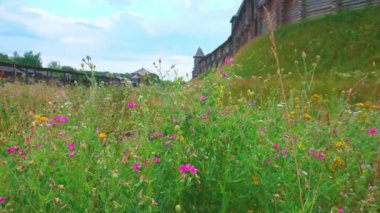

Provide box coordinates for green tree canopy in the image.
[12,51,43,67]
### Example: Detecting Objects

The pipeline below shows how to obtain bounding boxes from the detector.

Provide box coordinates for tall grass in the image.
[1,6,380,212]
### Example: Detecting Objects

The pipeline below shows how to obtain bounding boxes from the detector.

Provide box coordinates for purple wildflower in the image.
[368,128,378,135]
[133,163,141,172]
[0,197,7,203]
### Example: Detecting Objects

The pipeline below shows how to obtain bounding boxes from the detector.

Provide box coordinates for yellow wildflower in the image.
[252,176,260,185]
[35,115,41,122]
[333,156,345,168]
[311,94,322,104]
[336,141,344,149]
[356,102,365,108]
[302,113,312,120]
[99,133,106,140]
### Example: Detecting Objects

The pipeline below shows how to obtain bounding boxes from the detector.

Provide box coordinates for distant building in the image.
[131,68,159,86]
[192,47,205,78]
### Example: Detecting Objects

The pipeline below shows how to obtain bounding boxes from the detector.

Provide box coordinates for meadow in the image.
[0,56,379,212]
[1,6,380,213]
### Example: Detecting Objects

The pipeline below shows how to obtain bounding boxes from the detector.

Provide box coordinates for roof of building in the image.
[131,68,150,76]
[194,47,205,57]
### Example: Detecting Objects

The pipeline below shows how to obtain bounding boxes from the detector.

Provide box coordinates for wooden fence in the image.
[193,0,380,78]
[0,62,125,86]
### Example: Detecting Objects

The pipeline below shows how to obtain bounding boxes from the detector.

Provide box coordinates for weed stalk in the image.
[263,6,304,212]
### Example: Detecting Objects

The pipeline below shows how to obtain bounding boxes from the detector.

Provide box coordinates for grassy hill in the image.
[198,6,380,101]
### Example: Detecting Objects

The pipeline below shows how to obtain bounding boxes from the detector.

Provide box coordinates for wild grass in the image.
[0,65,379,212]
[1,6,380,213]
[230,6,380,100]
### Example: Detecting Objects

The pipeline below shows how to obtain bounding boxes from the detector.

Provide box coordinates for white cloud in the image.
[0,0,241,80]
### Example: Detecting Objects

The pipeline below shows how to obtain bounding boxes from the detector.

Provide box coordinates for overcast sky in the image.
[0,0,242,80]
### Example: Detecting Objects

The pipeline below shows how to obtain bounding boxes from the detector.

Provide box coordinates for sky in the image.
[0,0,242,81]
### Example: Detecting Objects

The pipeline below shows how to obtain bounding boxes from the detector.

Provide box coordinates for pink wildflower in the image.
[189,165,198,174]
[152,157,160,163]
[156,132,163,138]
[133,163,141,172]
[274,155,279,160]
[69,151,75,157]
[316,153,324,159]
[265,158,271,164]
[273,144,280,150]
[282,149,288,155]
[338,208,344,213]
[68,144,75,151]
[54,116,68,123]
[144,161,149,166]
[0,197,7,203]
[200,96,206,101]
[35,144,41,149]
[179,163,198,174]
[201,114,207,119]
[217,67,223,74]
[333,129,338,136]
[297,170,301,176]
[309,148,315,155]
[292,136,298,142]
[19,150,26,156]
[164,141,170,146]
[224,57,235,65]
[179,165,187,173]
[50,161,55,166]
[222,72,228,78]
[170,134,176,140]
[368,128,378,135]
[150,133,155,139]
[48,121,56,126]
[225,106,230,111]
[6,146,19,154]
[128,101,136,108]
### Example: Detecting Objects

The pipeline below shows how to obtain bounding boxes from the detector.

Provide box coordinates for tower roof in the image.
[194,47,204,57]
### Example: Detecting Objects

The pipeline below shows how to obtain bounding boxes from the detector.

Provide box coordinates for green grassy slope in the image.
[235,6,380,78]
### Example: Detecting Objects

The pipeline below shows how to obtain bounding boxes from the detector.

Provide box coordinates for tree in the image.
[48,61,61,70]
[61,65,77,72]
[0,53,11,63]
[12,51,43,68]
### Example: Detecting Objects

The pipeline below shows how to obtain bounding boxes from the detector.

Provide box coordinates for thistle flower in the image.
[133,163,141,172]
[54,116,68,123]
[224,57,235,65]
[0,197,7,203]
[170,134,176,140]
[6,146,19,154]
[128,101,136,108]
[179,163,198,174]
[273,144,280,150]
[368,128,378,135]
[68,143,75,151]
[152,157,160,163]
[309,148,315,155]
[200,96,206,101]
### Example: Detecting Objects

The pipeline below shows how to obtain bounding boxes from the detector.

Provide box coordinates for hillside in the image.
[197,6,380,101]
